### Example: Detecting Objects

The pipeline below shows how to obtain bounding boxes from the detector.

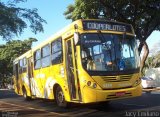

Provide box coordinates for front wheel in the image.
[55,86,68,107]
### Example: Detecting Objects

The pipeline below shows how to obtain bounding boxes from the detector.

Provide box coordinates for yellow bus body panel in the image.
[13,19,142,104]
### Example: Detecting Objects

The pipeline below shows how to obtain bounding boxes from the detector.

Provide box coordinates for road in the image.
[0,89,160,117]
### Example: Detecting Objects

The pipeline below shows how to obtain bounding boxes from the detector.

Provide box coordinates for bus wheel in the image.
[55,86,67,107]
[23,87,31,101]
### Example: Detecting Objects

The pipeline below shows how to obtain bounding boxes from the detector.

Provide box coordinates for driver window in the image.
[81,47,96,70]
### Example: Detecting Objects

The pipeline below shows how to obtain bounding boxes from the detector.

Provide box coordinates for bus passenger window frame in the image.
[13,63,16,76]
[51,38,63,65]
[34,49,41,69]
[22,57,27,72]
[41,44,51,68]
[19,59,23,74]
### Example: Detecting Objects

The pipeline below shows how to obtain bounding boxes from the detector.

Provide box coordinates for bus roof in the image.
[13,50,32,63]
[32,19,82,51]
[32,19,134,51]
[14,19,134,61]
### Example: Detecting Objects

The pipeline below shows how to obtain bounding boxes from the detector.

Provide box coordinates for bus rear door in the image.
[13,62,20,94]
[27,57,36,96]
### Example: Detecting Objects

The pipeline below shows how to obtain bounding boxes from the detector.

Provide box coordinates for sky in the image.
[0,0,74,46]
[0,0,160,53]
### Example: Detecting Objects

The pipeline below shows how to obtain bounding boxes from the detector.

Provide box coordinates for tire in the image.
[55,86,68,107]
[23,87,31,101]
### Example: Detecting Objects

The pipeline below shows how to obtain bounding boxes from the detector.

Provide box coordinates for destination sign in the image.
[83,21,133,33]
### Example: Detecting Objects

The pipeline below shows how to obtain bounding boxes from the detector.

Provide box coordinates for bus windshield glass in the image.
[80,33,140,72]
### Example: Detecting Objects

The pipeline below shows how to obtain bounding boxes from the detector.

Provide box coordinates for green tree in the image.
[0,38,37,86]
[0,0,46,40]
[143,51,160,75]
[64,0,160,72]
[146,51,160,68]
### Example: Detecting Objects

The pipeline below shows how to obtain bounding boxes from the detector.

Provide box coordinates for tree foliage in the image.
[142,51,160,75]
[145,51,160,68]
[64,0,160,40]
[0,0,47,40]
[64,0,160,72]
[0,38,37,84]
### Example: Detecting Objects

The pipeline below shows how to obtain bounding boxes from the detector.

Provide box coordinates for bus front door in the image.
[65,39,80,101]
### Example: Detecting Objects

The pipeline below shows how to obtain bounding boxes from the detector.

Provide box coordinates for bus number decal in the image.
[103,83,112,88]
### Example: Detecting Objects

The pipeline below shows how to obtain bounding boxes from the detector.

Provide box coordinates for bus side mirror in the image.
[74,32,80,45]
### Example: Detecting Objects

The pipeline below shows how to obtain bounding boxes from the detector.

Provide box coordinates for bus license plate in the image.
[116,92,125,97]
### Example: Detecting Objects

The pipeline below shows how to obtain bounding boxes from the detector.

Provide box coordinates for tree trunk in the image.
[140,41,149,73]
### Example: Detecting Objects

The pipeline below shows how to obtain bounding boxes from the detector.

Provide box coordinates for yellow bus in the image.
[13,19,142,107]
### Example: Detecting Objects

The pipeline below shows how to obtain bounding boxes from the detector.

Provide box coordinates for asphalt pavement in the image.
[0,89,160,117]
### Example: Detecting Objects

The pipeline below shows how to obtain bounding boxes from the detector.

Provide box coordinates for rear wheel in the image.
[55,86,68,107]
[22,87,31,100]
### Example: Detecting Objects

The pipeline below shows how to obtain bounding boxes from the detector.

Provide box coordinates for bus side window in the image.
[34,49,41,69]
[23,58,27,72]
[19,59,23,74]
[41,44,51,67]
[51,38,62,65]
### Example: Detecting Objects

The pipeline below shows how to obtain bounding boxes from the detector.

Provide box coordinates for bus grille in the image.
[106,92,132,99]
[101,75,132,82]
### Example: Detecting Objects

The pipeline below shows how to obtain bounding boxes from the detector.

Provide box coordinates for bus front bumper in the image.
[82,84,142,103]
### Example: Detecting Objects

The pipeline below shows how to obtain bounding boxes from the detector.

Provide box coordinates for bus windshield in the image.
[80,33,140,72]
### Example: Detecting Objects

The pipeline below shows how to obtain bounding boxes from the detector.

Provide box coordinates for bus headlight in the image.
[92,83,97,88]
[86,81,98,89]
[87,81,91,86]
